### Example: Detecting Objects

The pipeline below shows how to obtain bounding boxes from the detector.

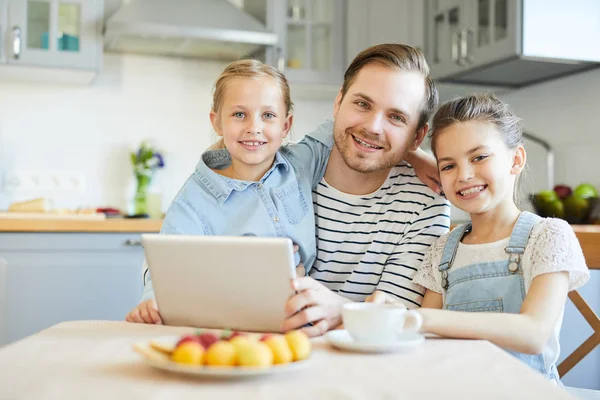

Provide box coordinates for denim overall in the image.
[438,211,560,384]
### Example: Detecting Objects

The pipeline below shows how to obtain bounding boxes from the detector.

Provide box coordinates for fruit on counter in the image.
[205,340,237,367]
[284,330,311,361]
[237,341,274,367]
[573,183,599,199]
[170,341,204,365]
[552,184,572,200]
[533,183,599,223]
[563,194,591,224]
[263,335,294,364]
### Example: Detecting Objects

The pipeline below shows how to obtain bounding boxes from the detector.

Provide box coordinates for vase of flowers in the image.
[130,141,165,215]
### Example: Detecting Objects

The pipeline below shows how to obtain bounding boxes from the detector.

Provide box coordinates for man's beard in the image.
[333,125,407,173]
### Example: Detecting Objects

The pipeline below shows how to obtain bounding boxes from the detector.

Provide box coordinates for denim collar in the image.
[195,149,289,204]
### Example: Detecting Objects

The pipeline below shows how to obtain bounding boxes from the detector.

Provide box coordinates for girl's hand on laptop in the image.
[125,299,162,324]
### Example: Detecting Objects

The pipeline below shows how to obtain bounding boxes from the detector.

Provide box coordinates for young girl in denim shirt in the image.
[126,59,332,324]
[369,93,590,384]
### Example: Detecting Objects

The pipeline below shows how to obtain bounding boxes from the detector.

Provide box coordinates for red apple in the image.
[259,334,273,342]
[198,332,220,349]
[175,335,202,348]
[553,184,572,200]
[228,331,246,340]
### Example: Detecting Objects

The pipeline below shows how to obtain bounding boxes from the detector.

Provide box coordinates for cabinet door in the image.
[7,0,101,69]
[0,233,145,346]
[279,0,345,85]
[346,0,425,66]
[426,0,471,79]
[465,0,520,69]
[0,0,7,63]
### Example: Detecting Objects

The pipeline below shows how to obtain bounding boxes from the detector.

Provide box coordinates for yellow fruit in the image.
[170,342,204,365]
[229,336,252,355]
[263,335,294,365]
[284,330,311,361]
[205,340,236,367]
[237,341,273,367]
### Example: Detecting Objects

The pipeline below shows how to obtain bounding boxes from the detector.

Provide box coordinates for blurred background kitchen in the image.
[0,0,598,390]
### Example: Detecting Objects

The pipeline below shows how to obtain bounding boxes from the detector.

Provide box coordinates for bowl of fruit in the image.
[532,183,599,224]
[133,329,312,378]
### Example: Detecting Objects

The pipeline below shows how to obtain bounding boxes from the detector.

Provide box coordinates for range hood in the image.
[104,0,278,60]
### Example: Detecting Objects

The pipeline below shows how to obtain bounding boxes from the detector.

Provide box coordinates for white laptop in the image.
[141,234,297,333]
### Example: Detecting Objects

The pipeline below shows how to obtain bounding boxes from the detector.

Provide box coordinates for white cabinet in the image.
[245,0,346,87]
[0,233,145,346]
[346,0,425,66]
[426,0,518,79]
[0,0,103,83]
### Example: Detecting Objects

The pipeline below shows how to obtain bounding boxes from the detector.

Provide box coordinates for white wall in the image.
[0,53,335,212]
[0,53,598,215]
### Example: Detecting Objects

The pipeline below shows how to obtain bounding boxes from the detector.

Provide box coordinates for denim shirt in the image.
[141,125,333,301]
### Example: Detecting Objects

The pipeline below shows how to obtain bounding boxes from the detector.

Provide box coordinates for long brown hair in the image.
[429,92,526,205]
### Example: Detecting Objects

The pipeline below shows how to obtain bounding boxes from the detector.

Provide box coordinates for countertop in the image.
[0,219,597,268]
[0,218,164,233]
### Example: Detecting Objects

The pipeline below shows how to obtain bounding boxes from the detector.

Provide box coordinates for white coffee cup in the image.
[342,303,423,344]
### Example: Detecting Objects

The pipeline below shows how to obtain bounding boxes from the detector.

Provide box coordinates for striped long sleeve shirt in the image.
[309,163,451,308]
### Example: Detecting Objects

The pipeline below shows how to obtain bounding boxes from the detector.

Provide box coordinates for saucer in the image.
[325,330,425,353]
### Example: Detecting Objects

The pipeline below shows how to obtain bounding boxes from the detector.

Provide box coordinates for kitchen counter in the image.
[0,218,163,233]
[0,219,597,268]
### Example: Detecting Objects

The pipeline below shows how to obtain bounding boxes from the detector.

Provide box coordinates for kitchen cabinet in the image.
[345,0,425,66]
[245,0,346,87]
[425,0,600,87]
[426,0,518,79]
[0,0,103,83]
[0,233,145,346]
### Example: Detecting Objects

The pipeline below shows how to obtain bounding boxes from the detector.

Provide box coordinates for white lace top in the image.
[413,217,590,295]
[413,217,590,376]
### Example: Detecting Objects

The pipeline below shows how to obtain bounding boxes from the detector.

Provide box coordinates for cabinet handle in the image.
[12,26,21,60]
[453,31,466,66]
[277,47,285,72]
[462,28,475,63]
[124,239,143,247]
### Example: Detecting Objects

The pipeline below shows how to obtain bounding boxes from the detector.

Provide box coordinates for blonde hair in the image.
[210,59,293,149]
[429,92,526,205]
[342,44,439,131]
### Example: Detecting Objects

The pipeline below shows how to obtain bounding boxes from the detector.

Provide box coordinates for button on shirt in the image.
[141,133,332,301]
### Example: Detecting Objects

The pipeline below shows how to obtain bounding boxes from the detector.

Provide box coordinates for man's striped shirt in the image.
[309,162,451,308]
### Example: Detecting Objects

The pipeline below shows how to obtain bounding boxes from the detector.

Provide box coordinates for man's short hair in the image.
[341,44,439,131]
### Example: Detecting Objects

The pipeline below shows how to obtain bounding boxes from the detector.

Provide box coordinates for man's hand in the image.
[365,290,407,308]
[282,277,351,337]
[406,148,442,194]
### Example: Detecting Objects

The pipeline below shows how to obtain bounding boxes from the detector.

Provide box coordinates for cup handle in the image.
[403,310,423,333]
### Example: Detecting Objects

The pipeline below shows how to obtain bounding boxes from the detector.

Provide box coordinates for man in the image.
[281,44,451,337]
[128,44,449,332]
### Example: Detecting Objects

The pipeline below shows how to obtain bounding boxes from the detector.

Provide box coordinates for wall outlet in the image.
[3,170,87,193]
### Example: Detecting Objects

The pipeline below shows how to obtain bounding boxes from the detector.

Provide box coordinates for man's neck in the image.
[323,147,392,195]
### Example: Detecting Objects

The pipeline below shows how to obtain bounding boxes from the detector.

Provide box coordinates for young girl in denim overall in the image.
[369,93,590,384]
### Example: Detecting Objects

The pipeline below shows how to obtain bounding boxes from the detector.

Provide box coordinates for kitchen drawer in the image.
[0,233,145,251]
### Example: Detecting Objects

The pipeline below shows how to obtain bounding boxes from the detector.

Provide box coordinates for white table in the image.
[0,321,576,399]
